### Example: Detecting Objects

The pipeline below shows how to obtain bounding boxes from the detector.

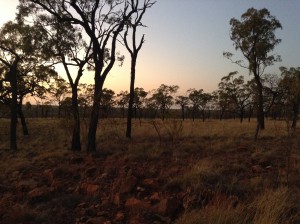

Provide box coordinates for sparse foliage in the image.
[225,8,282,134]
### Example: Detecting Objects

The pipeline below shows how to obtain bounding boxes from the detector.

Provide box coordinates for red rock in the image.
[81,183,100,195]
[120,175,137,194]
[125,198,151,211]
[86,217,107,224]
[125,198,142,208]
[128,216,145,224]
[142,178,159,189]
[155,197,182,217]
[113,193,121,206]
[150,192,160,202]
[115,212,125,222]
[28,187,50,199]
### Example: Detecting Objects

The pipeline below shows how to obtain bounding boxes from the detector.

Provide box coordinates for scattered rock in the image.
[113,193,121,206]
[27,186,51,202]
[80,183,100,195]
[86,217,107,224]
[150,192,160,203]
[120,175,137,194]
[115,212,125,222]
[125,198,151,213]
[155,197,182,218]
[142,178,159,189]
[128,216,145,224]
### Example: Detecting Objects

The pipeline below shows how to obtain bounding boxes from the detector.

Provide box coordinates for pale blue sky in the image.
[1,0,300,94]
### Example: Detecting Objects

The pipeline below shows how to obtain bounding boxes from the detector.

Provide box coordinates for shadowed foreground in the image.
[0,118,299,223]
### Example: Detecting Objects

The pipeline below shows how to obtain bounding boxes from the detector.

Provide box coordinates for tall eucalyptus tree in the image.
[224,8,282,133]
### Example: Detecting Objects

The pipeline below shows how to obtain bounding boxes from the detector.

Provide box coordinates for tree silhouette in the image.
[19,0,140,152]
[100,88,115,118]
[150,84,179,120]
[0,20,51,150]
[188,88,203,121]
[218,72,252,123]
[279,67,300,128]
[123,0,156,138]
[49,76,69,117]
[133,87,148,120]
[175,95,189,121]
[224,8,282,134]
[116,90,129,119]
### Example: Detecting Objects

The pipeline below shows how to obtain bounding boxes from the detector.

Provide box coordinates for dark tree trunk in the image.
[192,109,195,121]
[18,100,29,135]
[161,108,165,121]
[248,105,253,122]
[202,110,205,122]
[138,108,142,126]
[181,106,185,121]
[58,102,61,118]
[240,108,244,123]
[291,103,299,129]
[71,86,81,151]
[87,76,103,153]
[87,13,128,152]
[126,57,137,139]
[254,74,265,130]
[220,109,224,121]
[10,71,18,150]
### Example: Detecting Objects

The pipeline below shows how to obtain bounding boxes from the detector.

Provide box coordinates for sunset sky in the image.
[1,0,300,95]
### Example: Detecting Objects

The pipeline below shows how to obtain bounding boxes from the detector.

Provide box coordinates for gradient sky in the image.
[1,0,300,95]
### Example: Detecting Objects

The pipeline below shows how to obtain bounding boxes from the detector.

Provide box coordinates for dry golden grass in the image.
[176,188,300,224]
[166,158,222,191]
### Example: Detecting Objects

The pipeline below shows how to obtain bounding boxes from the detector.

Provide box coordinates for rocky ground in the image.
[0,143,294,224]
[0,119,300,223]
[0,148,198,224]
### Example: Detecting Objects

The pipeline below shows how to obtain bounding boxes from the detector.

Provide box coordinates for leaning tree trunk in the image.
[71,86,81,151]
[126,57,137,139]
[18,99,29,135]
